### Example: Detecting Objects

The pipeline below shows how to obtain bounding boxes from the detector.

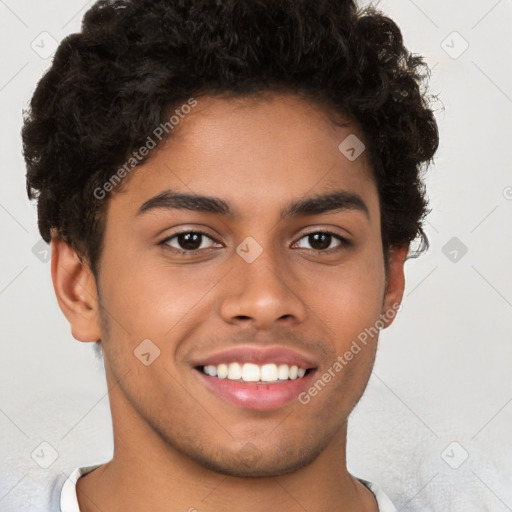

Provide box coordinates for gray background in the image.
[1,0,511,510]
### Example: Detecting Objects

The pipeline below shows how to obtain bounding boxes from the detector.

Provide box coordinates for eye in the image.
[293,231,348,252]
[160,230,220,252]
[159,229,349,255]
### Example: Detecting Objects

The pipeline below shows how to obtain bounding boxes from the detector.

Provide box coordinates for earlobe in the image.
[50,237,102,342]
[381,245,408,329]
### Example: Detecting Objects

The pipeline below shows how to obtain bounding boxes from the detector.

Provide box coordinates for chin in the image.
[187,441,324,478]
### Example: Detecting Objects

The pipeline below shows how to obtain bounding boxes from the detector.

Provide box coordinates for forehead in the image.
[109,92,378,219]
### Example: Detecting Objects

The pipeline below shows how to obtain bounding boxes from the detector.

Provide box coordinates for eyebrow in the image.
[136,189,369,220]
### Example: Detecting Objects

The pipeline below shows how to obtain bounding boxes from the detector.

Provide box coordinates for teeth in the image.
[201,362,309,382]
[277,364,289,380]
[217,363,228,379]
[205,365,217,377]
[227,362,242,380]
[242,363,260,382]
[261,363,278,382]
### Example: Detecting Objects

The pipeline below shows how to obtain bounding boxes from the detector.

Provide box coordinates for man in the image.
[22,0,439,510]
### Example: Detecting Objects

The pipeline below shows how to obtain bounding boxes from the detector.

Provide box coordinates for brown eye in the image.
[295,231,346,251]
[162,231,217,252]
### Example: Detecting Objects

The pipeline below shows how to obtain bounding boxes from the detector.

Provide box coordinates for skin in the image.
[52,93,407,512]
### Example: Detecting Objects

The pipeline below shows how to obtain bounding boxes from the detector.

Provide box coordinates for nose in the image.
[219,245,307,330]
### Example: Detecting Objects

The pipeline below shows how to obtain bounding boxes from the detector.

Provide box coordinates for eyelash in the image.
[158,229,350,255]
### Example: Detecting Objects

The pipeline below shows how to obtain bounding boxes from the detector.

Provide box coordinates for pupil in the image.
[179,233,201,250]
[310,233,330,250]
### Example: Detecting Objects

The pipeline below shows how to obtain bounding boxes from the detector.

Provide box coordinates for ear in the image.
[380,245,408,329]
[50,236,102,343]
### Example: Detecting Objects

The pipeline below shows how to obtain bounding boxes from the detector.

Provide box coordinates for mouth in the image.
[191,346,318,410]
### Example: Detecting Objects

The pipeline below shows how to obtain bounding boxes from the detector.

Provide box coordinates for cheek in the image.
[100,255,218,340]
[304,254,386,343]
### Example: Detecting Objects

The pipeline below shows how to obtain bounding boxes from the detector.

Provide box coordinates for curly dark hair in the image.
[22,0,439,278]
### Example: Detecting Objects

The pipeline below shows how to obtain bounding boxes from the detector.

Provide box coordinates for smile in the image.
[200,362,309,383]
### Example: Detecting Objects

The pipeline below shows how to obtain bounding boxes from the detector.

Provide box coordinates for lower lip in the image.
[195,369,316,410]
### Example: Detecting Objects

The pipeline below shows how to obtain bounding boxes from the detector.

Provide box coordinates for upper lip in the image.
[192,345,318,369]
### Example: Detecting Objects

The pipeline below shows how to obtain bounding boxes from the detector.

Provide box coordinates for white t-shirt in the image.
[59,463,397,511]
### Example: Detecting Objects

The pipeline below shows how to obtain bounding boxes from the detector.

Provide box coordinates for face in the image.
[82,93,404,477]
